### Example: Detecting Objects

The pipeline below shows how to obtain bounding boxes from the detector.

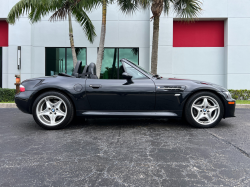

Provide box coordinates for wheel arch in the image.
[29,88,76,114]
[182,89,226,118]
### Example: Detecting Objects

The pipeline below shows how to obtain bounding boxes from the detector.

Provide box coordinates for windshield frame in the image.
[121,59,154,79]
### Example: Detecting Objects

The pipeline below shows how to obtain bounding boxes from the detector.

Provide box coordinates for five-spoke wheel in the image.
[191,96,220,125]
[185,92,224,128]
[36,96,67,126]
[32,91,74,130]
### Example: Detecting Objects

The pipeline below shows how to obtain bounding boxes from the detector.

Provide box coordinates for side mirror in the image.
[122,72,133,80]
[122,72,133,85]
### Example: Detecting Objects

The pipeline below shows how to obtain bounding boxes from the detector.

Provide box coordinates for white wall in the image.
[227,17,250,89]
[1,0,250,89]
[155,0,250,89]
[172,48,225,87]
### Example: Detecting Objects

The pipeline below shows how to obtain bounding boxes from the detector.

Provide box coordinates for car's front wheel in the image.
[32,91,74,130]
[185,92,224,128]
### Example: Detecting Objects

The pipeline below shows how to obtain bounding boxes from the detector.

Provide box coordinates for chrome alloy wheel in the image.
[36,96,67,126]
[191,96,220,125]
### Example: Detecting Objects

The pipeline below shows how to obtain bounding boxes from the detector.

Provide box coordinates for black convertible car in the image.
[15,59,235,130]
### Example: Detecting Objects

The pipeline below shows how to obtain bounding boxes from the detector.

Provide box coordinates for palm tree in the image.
[96,0,107,78]
[7,0,96,67]
[95,0,139,78]
[149,0,202,74]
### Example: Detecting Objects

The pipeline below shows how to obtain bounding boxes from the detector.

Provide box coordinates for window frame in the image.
[122,61,149,80]
[45,47,87,76]
[97,47,139,79]
[121,60,152,80]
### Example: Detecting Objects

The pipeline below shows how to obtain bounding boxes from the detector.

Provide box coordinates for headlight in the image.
[222,91,232,99]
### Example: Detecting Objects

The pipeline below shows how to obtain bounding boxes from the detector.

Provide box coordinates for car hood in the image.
[155,77,228,92]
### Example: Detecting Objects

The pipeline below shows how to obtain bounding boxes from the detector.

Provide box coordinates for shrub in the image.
[0,88,16,102]
[228,90,250,100]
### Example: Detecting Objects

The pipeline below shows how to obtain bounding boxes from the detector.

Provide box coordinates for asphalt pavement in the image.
[0,108,250,186]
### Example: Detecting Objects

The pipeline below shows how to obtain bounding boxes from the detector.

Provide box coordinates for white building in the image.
[0,0,249,89]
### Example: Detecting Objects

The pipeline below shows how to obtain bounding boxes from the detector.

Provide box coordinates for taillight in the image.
[20,85,25,92]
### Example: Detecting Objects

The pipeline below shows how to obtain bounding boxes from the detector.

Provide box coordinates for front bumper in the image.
[15,91,34,114]
[223,99,236,118]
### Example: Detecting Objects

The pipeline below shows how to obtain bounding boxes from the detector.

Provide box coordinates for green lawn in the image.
[0,101,15,103]
[236,100,250,104]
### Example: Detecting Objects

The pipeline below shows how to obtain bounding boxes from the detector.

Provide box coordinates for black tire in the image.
[32,91,74,130]
[184,91,224,128]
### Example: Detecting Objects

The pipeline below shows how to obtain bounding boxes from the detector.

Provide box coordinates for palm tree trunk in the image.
[96,0,107,78]
[68,10,78,68]
[151,15,160,75]
[111,48,117,78]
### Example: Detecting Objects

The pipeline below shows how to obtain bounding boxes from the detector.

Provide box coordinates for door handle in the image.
[89,84,102,89]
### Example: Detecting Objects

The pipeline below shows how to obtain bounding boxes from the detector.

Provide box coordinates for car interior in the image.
[59,60,141,80]
[59,61,98,79]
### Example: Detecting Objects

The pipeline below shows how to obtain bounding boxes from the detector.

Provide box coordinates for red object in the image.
[16,78,20,83]
[173,21,224,47]
[20,85,25,92]
[0,21,8,47]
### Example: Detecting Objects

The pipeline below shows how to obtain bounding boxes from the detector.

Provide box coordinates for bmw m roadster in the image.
[15,59,235,130]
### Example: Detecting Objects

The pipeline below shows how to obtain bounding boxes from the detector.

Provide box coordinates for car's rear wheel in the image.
[185,92,224,128]
[32,91,74,130]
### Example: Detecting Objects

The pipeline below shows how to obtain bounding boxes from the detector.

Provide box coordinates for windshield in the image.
[127,61,154,77]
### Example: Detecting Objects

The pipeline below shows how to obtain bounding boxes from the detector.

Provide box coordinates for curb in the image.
[0,103,250,109]
[0,103,17,108]
[236,104,250,109]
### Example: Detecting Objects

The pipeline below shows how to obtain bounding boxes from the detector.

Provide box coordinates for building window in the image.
[100,48,139,79]
[45,47,86,76]
[0,21,8,47]
[0,47,2,88]
[173,21,224,47]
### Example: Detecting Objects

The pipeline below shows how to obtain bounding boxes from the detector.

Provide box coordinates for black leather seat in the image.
[87,62,98,79]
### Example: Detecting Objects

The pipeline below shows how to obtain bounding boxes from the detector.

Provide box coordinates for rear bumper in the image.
[15,91,34,114]
[223,99,236,118]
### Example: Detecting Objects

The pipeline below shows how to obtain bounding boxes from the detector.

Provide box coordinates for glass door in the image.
[66,48,86,75]
[46,47,87,76]
[46,48,65,76]
[101,48,118,79]
[100,48,139,79]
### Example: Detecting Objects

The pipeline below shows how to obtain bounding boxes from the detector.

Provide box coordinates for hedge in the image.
[228,90,250,100]
[0,88,250,102]
[0,89,16,102]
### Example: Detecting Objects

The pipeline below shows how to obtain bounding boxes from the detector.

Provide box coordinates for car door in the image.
[86,62,155,111]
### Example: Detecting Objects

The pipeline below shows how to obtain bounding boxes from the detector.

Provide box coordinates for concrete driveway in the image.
[0,108,250,186]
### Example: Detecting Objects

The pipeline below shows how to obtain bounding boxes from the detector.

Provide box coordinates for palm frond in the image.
[172,0,202,21]
[138,0,151,9]
[117,0,139,14]
[131,48,139,55]
[75,47,84,56]
[49,6,69,21]
[71,6,97,43]
[7,0,37,24]
[163,0,170,15]
[77,0,102,11]
[29,0,61,23]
